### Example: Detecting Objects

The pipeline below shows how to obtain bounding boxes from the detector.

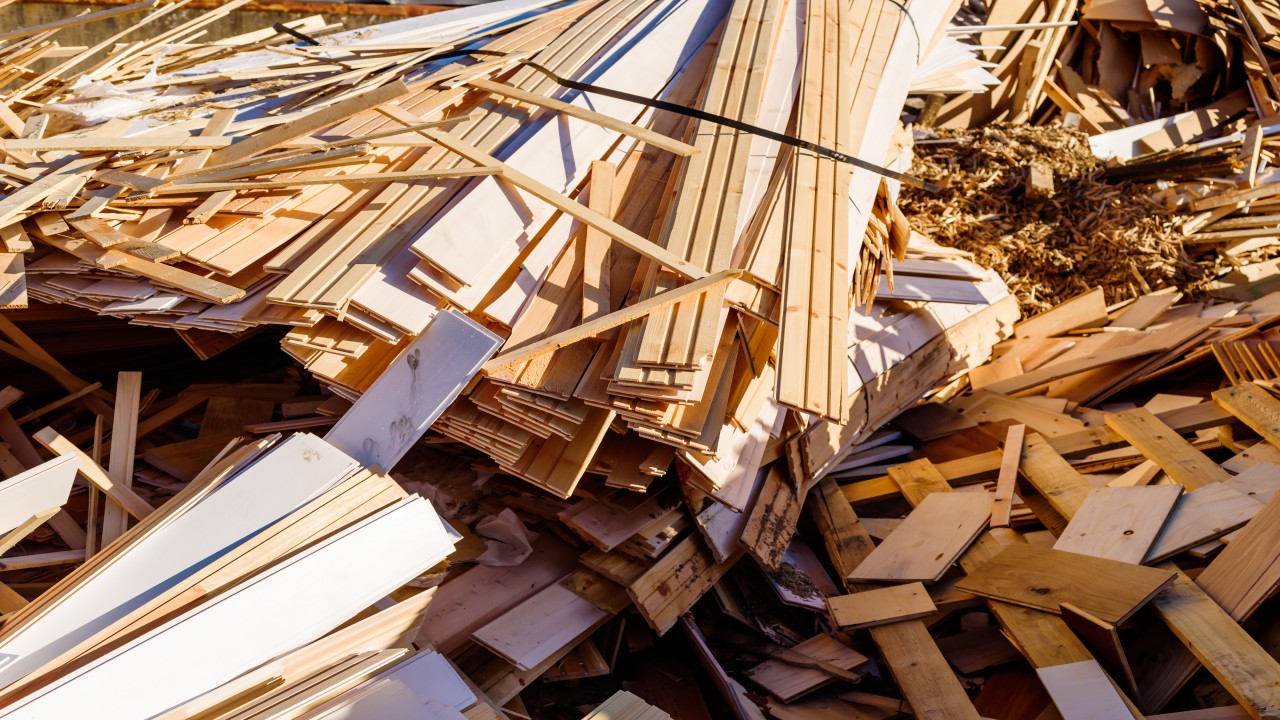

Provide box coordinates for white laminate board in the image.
[1036,660,1135,720]
[471,582,609,671]
[378,650,476,710]
[2,496,455,720]
[306,680,460,720]
[0,433,358,688]
[0,455,77,535]
[324,309,502,471]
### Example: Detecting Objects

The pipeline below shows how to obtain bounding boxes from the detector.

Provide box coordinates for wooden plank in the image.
[1036,660,1138,720]
[32,427,153,521]
[1104,407,1231,490]
[809,478,878,583]
[1215,383,1280,449]
[956,543,1176,624]
[0,1,154,45]
[846,402,1234,506]
[848,492,991,582]
[380,106,712,283]
[1014,287,1107,338]
[467,78,697,157]
[0,156,103,230]
[0,455,77,536]
[0,253,25,310]
[581,160,613,322]
[417,534,579,654]
[744,633,867,703]
[1019,434,1093,520]
[1153,570,1280,719]
[483,270,743,372]
[583,691,672,720]
[1146,464,1280,563]
[991,424,1025,527]
[1061,603,1142,704]
[101,371,141,546]
[627,532,737,634]
[35,231,244,304]
[827,582,937,629]
[868,621,982,720]
[325,309,501,472]
[470,580,610,672]
[1053,485,1182,563]
[981,341,1164,395]
[1194,489,1280,620]
[207,80,411,166]
[887,458,952,506]
[1111,292,1179,329]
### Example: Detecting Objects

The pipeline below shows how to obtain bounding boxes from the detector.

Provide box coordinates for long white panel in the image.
[1,496,454,720]
[325,309,501,472]
[0,455,77,535]
[0,434,358,688]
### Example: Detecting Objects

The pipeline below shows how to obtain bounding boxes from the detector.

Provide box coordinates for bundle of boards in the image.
[0,0,1018,506]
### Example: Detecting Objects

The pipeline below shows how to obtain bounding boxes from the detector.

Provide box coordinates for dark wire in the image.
[885,0,922,64]
[274,22,321,47]
[421,48,938,191]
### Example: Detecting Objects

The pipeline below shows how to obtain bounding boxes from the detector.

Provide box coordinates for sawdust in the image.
[900,123,1221,313]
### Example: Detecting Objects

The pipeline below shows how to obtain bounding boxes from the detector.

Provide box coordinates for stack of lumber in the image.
[0,0,1018,504]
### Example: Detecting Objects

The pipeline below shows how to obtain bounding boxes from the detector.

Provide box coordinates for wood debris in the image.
[1,0,1280,717]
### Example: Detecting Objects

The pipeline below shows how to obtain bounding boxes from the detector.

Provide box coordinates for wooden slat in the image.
[956,543,1176,624]
[1105,407,1231,490]
[848,492,992,582]
[32,427,153,520]
[1153,570,1280,719]
[1053,485,1182,563]
[827,583,937,629]
[101,371,141,546]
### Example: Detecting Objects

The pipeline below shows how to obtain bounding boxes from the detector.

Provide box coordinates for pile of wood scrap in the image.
[0,0,1015,500]
[915,0,1280,304]
[20,0,1280,717]
[9,259,1280,717]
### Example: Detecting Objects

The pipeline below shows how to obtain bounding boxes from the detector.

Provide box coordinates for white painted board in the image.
[1,496,456,720]
[0,455,77,534]
[0,434,358,688]
[325,309,501,471]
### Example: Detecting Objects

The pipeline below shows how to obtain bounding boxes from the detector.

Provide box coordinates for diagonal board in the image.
[956,543,1176,625]
[1194,489,1280,621]
[326,309,502,471]
[1104,407,1230,490]
[1153,569,1280,719]
[1053,485,1182,564]
[848,492,991,582]
[1214,383,1280,448]
[1145,463,1280,563]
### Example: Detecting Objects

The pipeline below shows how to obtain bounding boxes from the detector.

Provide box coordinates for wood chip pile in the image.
[0,0,1278,718]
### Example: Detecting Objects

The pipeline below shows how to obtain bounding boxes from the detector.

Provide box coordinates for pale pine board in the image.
[1053,485,1182,563]
[827,582,937,629]
[848,492,991,582]
[956,543,1176,624]
[1146,464,1280,563]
